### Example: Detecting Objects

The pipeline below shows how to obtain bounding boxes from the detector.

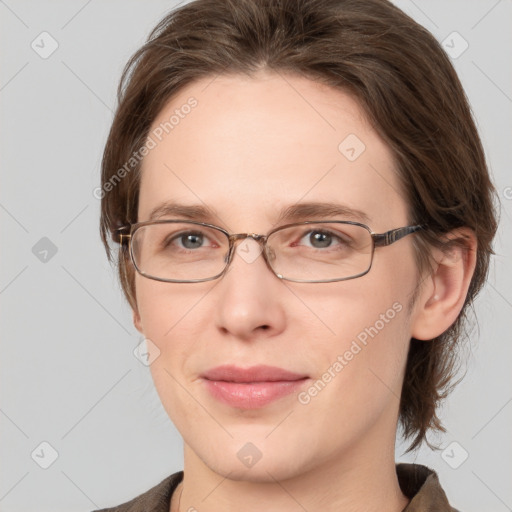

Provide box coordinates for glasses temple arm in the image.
[373,225,424,247]
[112,226,131,245]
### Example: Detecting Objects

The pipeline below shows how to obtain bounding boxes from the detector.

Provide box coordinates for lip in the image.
[201,364,307,382]
[201,365,309,409]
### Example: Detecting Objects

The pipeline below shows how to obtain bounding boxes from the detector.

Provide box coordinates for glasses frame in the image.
[115,220,424,283]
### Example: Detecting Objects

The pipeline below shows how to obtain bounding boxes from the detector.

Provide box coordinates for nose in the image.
[213,237,286,340]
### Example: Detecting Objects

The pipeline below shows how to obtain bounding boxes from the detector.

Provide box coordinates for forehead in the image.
[138,71,408,231]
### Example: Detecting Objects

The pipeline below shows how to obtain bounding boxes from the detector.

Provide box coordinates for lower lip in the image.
[203,378,309,409]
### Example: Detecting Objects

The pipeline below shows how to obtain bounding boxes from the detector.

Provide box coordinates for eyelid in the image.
[287,223,353,235]
[299,226,350,242]
[168,225,226,246]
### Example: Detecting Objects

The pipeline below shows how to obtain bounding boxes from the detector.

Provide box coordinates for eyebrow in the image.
[275,202,371,225]
[148,202,218,222]
[147,201,371,225]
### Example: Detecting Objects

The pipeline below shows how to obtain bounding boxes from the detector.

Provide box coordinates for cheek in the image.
[135,278,211,429]
[135,276,212,339]
[134,276,219,394]
[292,289,411,449]
[305,287,410,378]
[297,259,414,397]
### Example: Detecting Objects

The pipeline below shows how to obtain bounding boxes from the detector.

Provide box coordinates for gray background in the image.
[0,1,510,511]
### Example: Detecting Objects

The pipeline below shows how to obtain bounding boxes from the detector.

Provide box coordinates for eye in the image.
[165,230,215,250]
[295,229,350,249]
[178,231,205,249]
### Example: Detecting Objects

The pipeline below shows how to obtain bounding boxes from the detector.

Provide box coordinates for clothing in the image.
[93,463,458,512]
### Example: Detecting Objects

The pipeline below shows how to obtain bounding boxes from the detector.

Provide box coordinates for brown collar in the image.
[397,463,458,512]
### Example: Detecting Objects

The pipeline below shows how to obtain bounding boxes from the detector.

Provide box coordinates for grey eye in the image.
[308,231,333,248]
[179,232,204,249]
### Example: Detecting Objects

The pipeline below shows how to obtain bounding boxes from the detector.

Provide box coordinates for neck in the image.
[173,431,409,512]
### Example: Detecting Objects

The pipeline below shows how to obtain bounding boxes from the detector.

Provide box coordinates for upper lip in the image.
[201,365,308,383]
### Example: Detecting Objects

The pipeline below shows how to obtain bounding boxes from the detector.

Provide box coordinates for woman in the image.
[95,0,497,510]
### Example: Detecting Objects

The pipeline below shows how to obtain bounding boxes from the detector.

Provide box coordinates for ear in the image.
[133,307,144,334]
[411,228,477,340]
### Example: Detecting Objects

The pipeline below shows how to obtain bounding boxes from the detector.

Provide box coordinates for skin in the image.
[132,71,476,512]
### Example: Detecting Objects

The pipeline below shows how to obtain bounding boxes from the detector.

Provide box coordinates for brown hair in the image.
[100,0,498,450]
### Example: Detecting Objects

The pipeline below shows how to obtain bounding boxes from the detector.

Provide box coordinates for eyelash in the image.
[165,228,351,251]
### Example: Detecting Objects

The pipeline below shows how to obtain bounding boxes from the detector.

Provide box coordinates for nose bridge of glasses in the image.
[228,233,266,243]
[224,233,272,267]
[227,233,267,254]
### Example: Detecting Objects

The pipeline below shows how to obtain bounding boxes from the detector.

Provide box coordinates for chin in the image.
[209,458,302,484]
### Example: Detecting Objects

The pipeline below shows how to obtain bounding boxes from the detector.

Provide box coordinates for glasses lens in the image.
[267,222,373,281]
[131,222,229,281]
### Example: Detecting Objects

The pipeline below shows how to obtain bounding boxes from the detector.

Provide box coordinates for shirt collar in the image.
[397,463,458,512]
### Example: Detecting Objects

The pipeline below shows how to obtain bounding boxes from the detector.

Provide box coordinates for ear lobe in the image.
[411,228,477,341]
[133,308,144,334]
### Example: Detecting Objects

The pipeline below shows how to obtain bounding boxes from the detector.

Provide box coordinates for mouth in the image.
[201,364,310,409]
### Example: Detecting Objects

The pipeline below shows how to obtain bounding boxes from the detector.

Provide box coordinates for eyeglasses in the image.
[115,220,424,283]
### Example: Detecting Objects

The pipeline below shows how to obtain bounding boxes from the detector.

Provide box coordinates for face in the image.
[134,71,421,481]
